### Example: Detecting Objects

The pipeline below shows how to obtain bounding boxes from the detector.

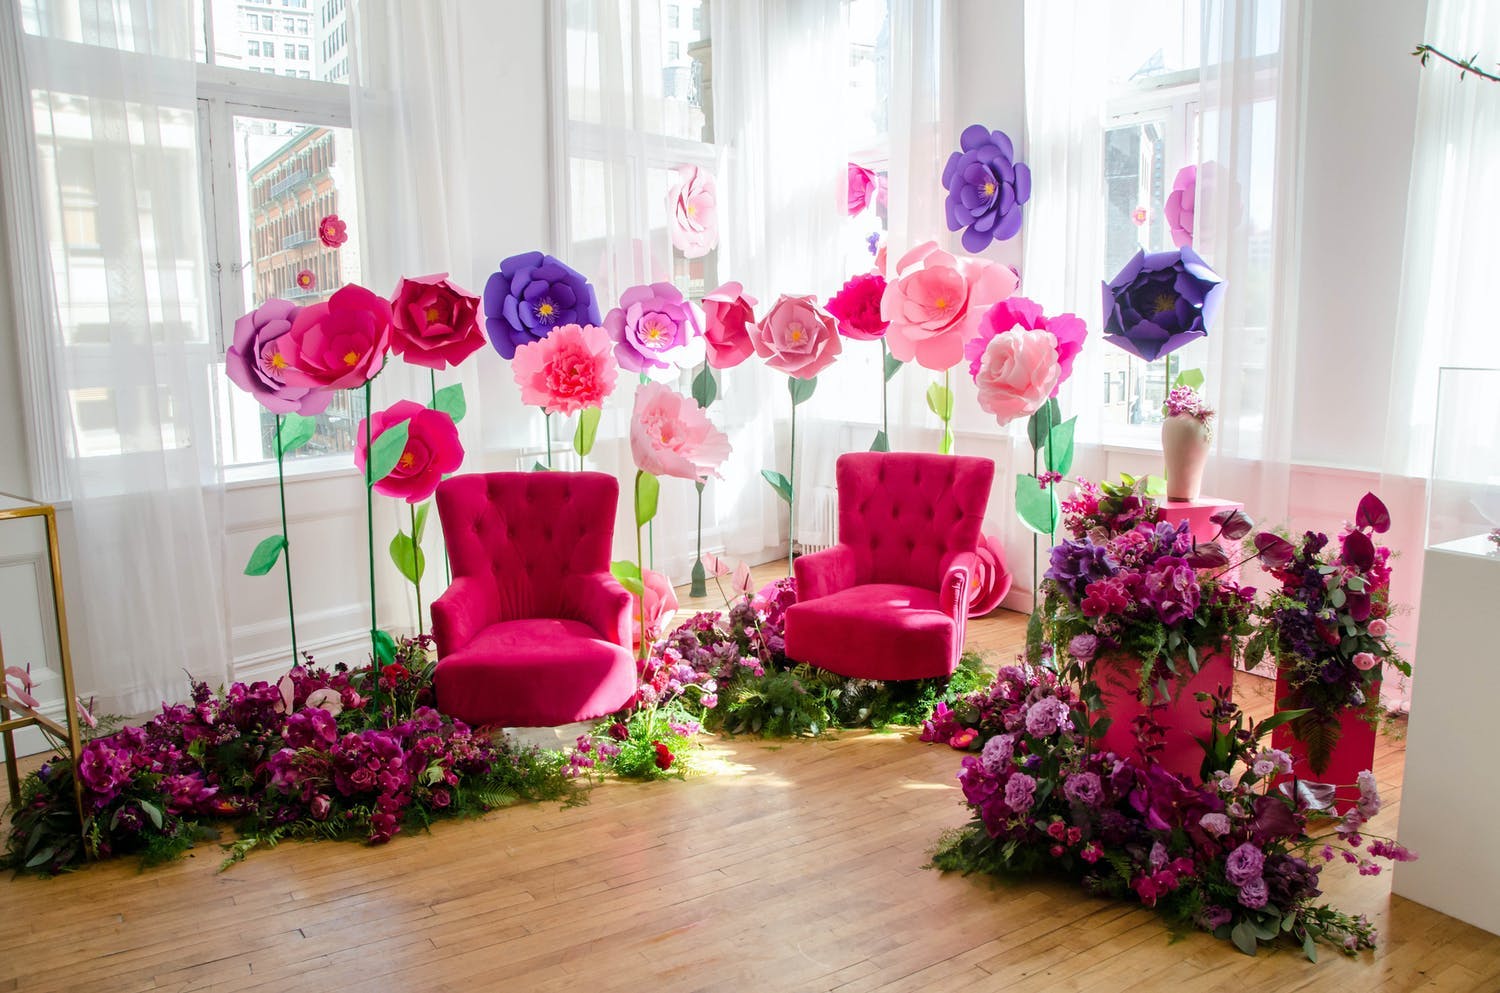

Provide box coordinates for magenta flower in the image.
[965,296,1087,390]
[701,282,757,370]
[318,214,349,248]
[1165,165,1195,248]
[275,284,392,390]
[225,299,333,415]
[846,163,886,216]
[604,282,705,378]
[353,400,464,503]
[389,273,486,371]
[825,272,889,341]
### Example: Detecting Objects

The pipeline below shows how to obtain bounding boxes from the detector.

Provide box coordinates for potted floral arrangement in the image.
[1161,372,1215,501]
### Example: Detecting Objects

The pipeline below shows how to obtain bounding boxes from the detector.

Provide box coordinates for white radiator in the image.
[797,485,840,553]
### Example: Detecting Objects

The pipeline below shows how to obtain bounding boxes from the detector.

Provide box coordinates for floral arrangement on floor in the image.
[1059,474,1163,540]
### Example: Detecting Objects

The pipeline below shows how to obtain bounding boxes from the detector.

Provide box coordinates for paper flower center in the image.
[982,181,996,198]
[638,312,678,350]
[343,350,360,366]
[1150,292,1177,315]
[425,306,442,322]
[787,321,806,344]
[398,452,416,469]
[268,351,286,371]
[934,297,950,311]
[536,300,557,321]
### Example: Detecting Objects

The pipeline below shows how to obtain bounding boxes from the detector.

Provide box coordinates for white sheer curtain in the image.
[3,0,228,713]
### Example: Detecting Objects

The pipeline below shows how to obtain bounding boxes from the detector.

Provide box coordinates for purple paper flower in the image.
[942,124,1032,252]
[1225,842,1266,886]
[1004,772,1038,812]
[1101,247,1223,362]
[604,281,704,376]
[482,251,601,360]
[224,299,333,415]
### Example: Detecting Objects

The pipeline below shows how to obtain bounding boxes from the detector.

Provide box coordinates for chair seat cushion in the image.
[783,583,959,681]
[434,618,637,728]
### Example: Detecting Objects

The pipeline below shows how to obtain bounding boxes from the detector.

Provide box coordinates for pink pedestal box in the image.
[1271,670,1380,809]
[1160,496,1244,545]
[1094,649,1234,783]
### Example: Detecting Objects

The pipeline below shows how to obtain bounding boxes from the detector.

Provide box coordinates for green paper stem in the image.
[274,414,299,662]
[364,380,379,669]
[410,502,424,639]
[431,369,450,587]
[881,339,890,441]
[544,410,553,469]
[788,389,798,577]
[635,470,647,662]
[690,481,707,598]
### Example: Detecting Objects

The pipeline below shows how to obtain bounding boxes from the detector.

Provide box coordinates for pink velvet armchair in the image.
[430,471,636,728]
[784,452,995,681]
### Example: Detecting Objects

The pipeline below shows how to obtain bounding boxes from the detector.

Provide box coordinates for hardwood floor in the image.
[1,579,1496,992]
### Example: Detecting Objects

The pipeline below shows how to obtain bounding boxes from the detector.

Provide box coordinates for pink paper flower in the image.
[629,382,731,481]
[666,164,718,259]
[825,272,890,341]
[701,282,758,369]
[604,282,705,378]
[633,569,679,648]
[296,269,316,291]
[318,214,348,248]
[880,241,1019,371]
[752,294,842,379]
[276,283,391,390]
[510,323,618,415]
[389,273,485,371]
[1165,165,1195,248]
[971,328,1061,425]
[225,298,333,415]
[354,399,464,503]
[963,296,1087,396]
[846,163,886,216]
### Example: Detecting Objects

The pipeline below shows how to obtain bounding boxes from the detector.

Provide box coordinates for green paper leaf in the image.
[244,534,288,576]
[137,798,164,830]
[1046,416,1078,476]
[695,479,705,494]
[635,471,660,528]
[532,460,550,472]
[431,383,467,424]
[1027,398,1061,451]
[389,531,426,585]
[870,430,890,452]
[368,421,411,485]
[692,365,718,408]
[761,469,794,505]
[573,406,601,457]
[788,376,817,406]
[1143,474,1168,498]
[883,351,904,382]
[940,422,955,455]
[1173,367,1205,390]
[610,559,644,596]
[276,413,317,457]
[1025,607,1045,664]
[373,629,397,665]
[1015,475,1060,536]
[412,502,431,544]
[925,381,954,421]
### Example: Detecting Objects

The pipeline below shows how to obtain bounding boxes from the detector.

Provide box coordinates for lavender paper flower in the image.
[482,251,602,360]
[1101,246,1224,362]
[942,124,1032,252]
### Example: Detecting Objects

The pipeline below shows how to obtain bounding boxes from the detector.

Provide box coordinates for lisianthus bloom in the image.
[483,251,601,360]
[225,298,332,415]
[633,569,679,649]
[318,214,348,248]
[389,273,485,370]
[847,162,886,216]
[629,382,731,481]
[942,124,1032,251]
[964,296,1086,398]
[1101,246,1223,362]
[604,282,705,378]
[666,164,718,258]
[825,272,889,341]
[354,399,464,503]
[275,283,391,390]
[1165,165,1195,248]
[971,328,1060,425]
[701,282,757,369]
[752,294,842,378]
[510,323,618,415]
[881,241,1018,371]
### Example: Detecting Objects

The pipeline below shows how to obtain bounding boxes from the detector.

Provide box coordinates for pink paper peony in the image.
[225,298,333,415]
[666,164,718,259]
[633,568,679,648]
[963,296,1087,397]
[880,241,1019,371]
[846,163,886,216]
[318,214,348,248]
[354,399,464,503]
[1165,165,1195,248]
[389,273,485,370]
[276,283,391,390]
[630,382,731,481]
[604,282,705,378]
[752,294,842,379]
[510,323,618,415]
[972,328,1061,425]
[825,272,889,341]
[701,282,757,369]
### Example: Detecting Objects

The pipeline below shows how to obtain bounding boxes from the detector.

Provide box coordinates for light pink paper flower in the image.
[354,399,465,503]
[389,273,485,371]
[604,281,705,379]
[846,163,887,216]
[702,282,757,369]
[667,164,718,259]
[276,283,391,390]
[972,328,1061,425]
[751,294,842,379]
[880,241,1019,371]
[964,296,1087,395]
[633,569,679,649]
[1165,165,1196,248]
[629,382,731,481]
[510,323,618,415]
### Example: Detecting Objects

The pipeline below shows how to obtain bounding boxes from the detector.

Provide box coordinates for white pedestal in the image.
[1393,535,1500,935]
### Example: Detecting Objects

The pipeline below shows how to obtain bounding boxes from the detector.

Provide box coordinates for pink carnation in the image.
[963,296,1086,393]
[971,329,1061,425]
[752,294,842,379]
[354,399,465,503]
[510,323,618,415]
[629,382,731,481]
[701,282,757,369]
[825,272,889,341]
[880,241,1018,371]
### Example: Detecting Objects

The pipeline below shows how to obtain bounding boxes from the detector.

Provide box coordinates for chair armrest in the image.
[560,571,633,648]
[430,576,495,656]
[793,545,858,602]
[937,550,978,617]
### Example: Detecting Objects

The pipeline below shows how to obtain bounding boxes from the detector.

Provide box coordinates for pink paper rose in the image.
[510,323,618,415]
[963,296,1087,396]
[1165,165,1195,248]
[880,241,1019,371]
[389,273,485,370]
[702,282,757,369]
[630,382,731,481]
[846,163,887,216]
[825,272,889,341]
[276,283,391,390]
[752,294,842,379]
[972,328,1061,425]
[225,298,333,415]
[667,164,718,259]
[354,399,464,503]
[633,568,679,649]
[604,281,705,379]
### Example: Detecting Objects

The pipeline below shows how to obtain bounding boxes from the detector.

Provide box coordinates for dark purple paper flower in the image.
[482,251,601,360]
[1101,246,1224,362]
[942,124,1032,252]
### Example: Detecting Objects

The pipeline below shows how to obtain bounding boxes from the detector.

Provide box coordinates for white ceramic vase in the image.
[1161,414,1211,501]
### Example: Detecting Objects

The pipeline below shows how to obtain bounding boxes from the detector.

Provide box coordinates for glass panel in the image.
[204,0,348,83]
[565,0,710,143]
[1105,0,1202,87]
[846,0,890,144]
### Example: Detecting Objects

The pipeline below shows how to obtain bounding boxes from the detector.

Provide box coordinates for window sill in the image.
[222,454,359,491]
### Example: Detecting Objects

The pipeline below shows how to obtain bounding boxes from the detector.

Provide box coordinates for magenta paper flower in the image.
[353,399,464,503]
[752,294,842,379]
[702,282,757,369]
[963,296,1086,397]
[276,283,391,390]
[942,125,1032,251]
[880,241,1018,371]
[318,214,348,248]
[510,323,618,415]
[604,281,704,378]
[1165,165,1195,248]
[389,273,485,370]
[825,272,889,341]
[666,164,718,258]
[846,163,886,216]
[225,298,333,415]
[971,328,1060,425]
[629,382,731,481]
[295,269,316,292]
[633,568,679,649]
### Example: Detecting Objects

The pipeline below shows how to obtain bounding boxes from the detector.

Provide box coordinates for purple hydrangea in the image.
[1225,842,1266,887]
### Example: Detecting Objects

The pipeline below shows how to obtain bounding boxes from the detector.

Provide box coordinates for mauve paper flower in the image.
[971,328,1060,424]
[604,282,705,378]
[296,269,316,291]
[276,283,391,390]
[667,164,718,258]
[318,214,348,248]
[1165,165,1196,248]
[825,272,889,341]
[225,299,333,415]
[752,294,842,379]
[630,382,731,481]
[942,124,1032,252]
[881,241,1018,371]
[354,399,464,503]
[510,323,618,415]
[964,296,1086,394]
[701,282,757,369]
[846,163,886,216]
[483,251,602,360]
[633,568,679,649]
[1101,247,1224,362]
[389,273,485,370]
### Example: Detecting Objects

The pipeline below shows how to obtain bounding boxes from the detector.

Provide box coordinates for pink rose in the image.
[1352,651,1379,671]
[633,568,679,649]
[972,328,1061,425]
[964,296,1087,394]
[276,283,391,390]
[1367,618,1388,637]
[389,273,485,370]
[880,241,1019,371]
[510,323,618,415]
[751,294,842,379]
[666,165,718,259]
[309,794,332,820]
[629,382,731,481]
[354,399,465,503]
[1165,165,1195,248]
[702,282,758,369]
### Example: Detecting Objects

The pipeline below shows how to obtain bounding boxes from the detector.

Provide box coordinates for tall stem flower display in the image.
[510,322,619,470]
[692,283,758,597]
[826,271,893,451]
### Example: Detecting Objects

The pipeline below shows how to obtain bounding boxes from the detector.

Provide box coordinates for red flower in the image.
[378,663,410,690]
[389,273,486,371]
[825,271,889,341]
[653,741,674,770]
[319,214,349,248]
[608,721,630,741]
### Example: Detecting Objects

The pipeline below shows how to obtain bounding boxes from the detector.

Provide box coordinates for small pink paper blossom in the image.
[276,283,391,390]
[667,164,718,258]
[972,328,1061,425]
[510,323,618,415]
[629,382,731,481]
[752,294,842,379]
[296,269,316,291]
[633,569,679,648]
[701,282,757,369]
[354,399,465,503]
[963,296,1087,395]
[318,214,348,248]
[881,241,1019,371]
[1165,165,1196,248]
[846,163,886,216]
[389,273,485,371]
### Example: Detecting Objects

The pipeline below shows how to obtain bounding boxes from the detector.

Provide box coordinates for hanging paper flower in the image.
[666,164,718,259]
[629,382,731,481]
[825,272,889,341]
[752,294,842,379]
[510,323,618,415]
[296,269,316,292]
[482,251,602,360]
[1101,247,1224,362]
[389,273,485,370]
[942,124,1032,252]
[318,214,348,248]
[702,282,757,369]
[353,400,464,503]
[964,296,1087,394]
[971,329,1061,425]
[604,282,705,378]
[225,299,333,415]
[1165,165,1196,248]
[847,163,886,216]
[880,241,1018,371]
[275,283,391,390]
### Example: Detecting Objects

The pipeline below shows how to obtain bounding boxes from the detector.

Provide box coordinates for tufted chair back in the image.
[835,452,994,590]
[435,471,618,622]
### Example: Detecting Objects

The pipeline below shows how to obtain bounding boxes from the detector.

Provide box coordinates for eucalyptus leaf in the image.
[635,471,660,528]
[1231,920,1260,956]
[368,421,411,485]
[573,406,601,457]
[431,383,467,424]
[788,376,817,406]
[692,365,718,408]
[761,469,794,505]
[276,413,316,457]
[244,534,287,576]
[870,430,890,452]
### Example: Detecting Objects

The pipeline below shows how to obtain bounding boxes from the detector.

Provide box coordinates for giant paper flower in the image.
[389,274,485,370]
[846,163,886,216]
[666,165,718,258]
[632,568,679,649]
[880,241,1018,371]
[353,400,464,503]
[1101,247,1224,362]
[752,294,842,379]
[275,283,391,390]
[825,272,889,341]
[702,282,757,369]
[604,282,705,378]
[964,296,1086,396]
[510,323,618,415]
[1165,165,1196,248]
[942,124,1032,252]
[483,252,602,360]
[972,329,1060,425]
[225,299,333,415]
[629,382,731,481]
